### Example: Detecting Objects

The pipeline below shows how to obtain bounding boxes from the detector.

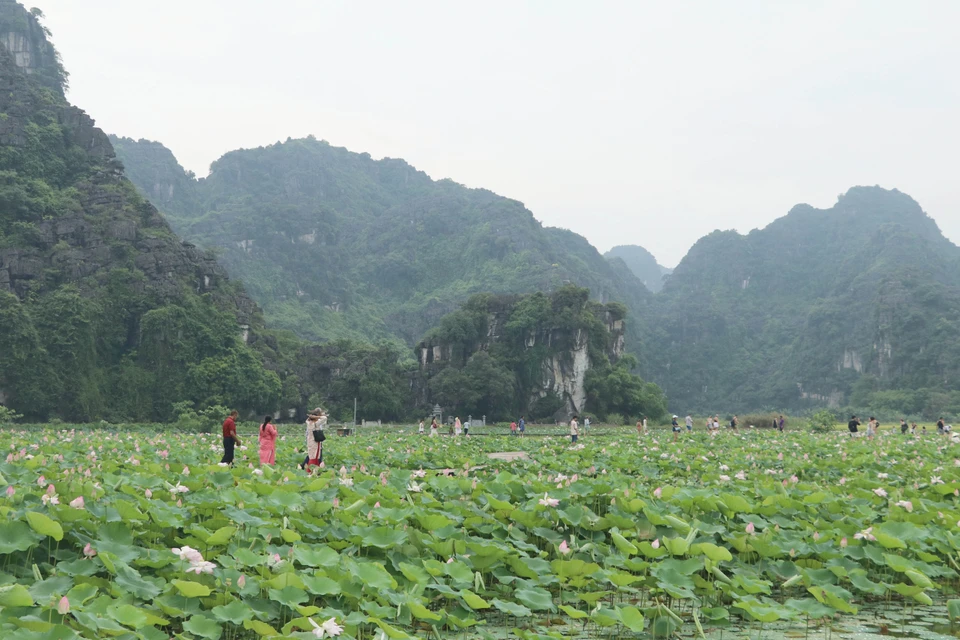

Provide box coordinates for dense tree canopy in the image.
[418,286,665,422]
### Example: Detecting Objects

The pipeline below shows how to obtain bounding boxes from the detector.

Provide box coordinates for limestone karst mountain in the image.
[644,186,960,416]
[604,245,673,293]
[0,1,281,421]
[111,135,654,353]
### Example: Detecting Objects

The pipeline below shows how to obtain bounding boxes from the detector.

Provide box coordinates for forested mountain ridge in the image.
[645,186,960,417]
[604,244,673,292]
[0,2,283,421]
[111,135,654,353]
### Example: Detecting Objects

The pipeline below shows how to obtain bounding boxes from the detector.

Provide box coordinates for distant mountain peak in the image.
[604,245,673,293]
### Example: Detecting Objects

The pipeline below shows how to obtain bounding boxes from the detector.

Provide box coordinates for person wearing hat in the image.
[671,415,681,441]
[303,408,327,470]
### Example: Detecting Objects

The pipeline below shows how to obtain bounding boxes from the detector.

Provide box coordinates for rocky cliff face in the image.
[0,6,255,322]
[0,2,274,421]
[417,292,626,419]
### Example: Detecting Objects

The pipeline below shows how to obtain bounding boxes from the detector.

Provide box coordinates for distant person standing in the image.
[519,416,526,437]
[258,416,277,465]
[454,417,462,436]
[636,418,644,437]
[778,415,785,432]
[510,420,518,436]
[730,415,739,430]
[430,418,439,437]
[848,415,860,436]
[418,420,425,435]
[221,410,241,465]
[900,418,908,434]
[866,417,878,439]
[713,416,721,431]
[463,420,470,436]
[937,417,945,434]
[685,415,693,431]
[671,415,679,431]
[583,417,590,434]
[570,416,579,443]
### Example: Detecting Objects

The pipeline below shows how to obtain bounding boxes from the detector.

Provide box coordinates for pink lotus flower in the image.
[539,494,560,508]
[735,471,746,481]
[559,540,571,554]
[69,496,84,509]
[719,475,731,482]
[653,487,662,498]
[839,477,846,485]
[895,500,913,512]
[144,489,152,498]
[5,486,13,497]
[37,475,46,487]
[746,522,755,535]
[651,539,660,549]
[182,466,190,476]
[854,527,876,541]
[57,596,70,615]
[172,546,204,564]
[873,488,888,498]
[187,560,217,575]
[46,484,56,496]
[237,574,246,589]
[840,537,848,548]
[813,531,821,541]
[83,543,96,558]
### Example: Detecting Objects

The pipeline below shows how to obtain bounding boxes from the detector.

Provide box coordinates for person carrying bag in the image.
[303,408,327,471]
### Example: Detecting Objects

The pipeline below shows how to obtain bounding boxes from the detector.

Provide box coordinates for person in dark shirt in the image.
[518,416,525,437]
[730,415,739,430]
[937,418,945,434]
[778,415,785,432]
[847,415,860,436]
[221,411,241,464]
[900,418,908,434]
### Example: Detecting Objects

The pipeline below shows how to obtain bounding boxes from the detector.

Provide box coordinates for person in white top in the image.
[303,408,326,470]
[570,416,579,443]
[685,415,693,431]
[418,420,425,435]
[454,417,462,436]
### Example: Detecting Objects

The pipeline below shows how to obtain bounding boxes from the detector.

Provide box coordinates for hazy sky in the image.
[39,1,960,266]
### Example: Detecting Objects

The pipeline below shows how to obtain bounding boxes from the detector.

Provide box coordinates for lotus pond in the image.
[1,426,960,640]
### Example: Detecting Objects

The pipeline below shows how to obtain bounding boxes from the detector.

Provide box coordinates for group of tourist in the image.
[219,408,328,470]
[417,416,474,437]
[849,415,953,438]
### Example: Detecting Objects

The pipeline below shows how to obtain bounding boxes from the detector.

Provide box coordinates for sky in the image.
[38,1,960,267]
